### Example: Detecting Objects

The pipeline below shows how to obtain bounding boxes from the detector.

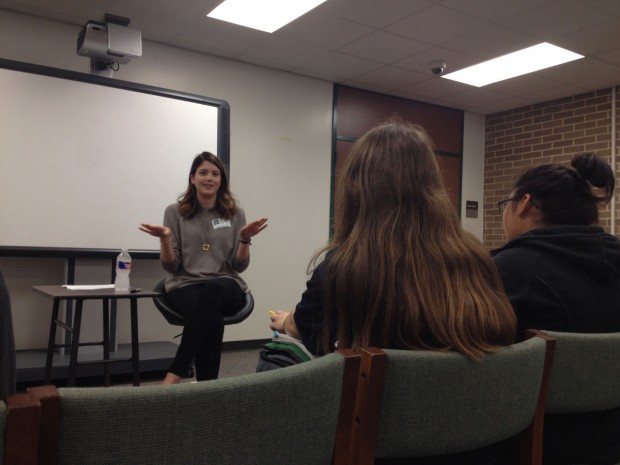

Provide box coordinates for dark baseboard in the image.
[16,339,268,387]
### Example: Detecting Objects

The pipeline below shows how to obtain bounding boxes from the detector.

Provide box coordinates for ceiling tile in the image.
[338,30,430,64]
[278,11,374,49]
[318,0,431,28]
[239,36,326,69]
[439,0,557,21]
[296,51,383,80]
[552,19,620,55]
[439,24,539,61]
[349,65,428,90]
[172,18,268,56]
[386,5,490,45]
[500,0,611,40]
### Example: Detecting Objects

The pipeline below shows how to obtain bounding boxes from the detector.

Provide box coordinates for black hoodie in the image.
[492,225,620,336]
[493,226,620,464]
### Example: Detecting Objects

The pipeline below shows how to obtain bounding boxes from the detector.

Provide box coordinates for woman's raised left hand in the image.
[240,218,268,241]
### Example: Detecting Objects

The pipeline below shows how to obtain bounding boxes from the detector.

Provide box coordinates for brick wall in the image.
[484,87,620,249]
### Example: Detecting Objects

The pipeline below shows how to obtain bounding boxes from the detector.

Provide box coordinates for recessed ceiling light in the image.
[207,0,328,33]
[442,42,584,87]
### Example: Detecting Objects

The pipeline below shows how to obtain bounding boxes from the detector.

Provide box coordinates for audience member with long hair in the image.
[270,120,517,463]
[493,153,620,464]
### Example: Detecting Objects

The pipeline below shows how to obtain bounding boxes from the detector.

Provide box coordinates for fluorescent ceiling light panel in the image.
[207,0,327,33]
[442,42,584,87]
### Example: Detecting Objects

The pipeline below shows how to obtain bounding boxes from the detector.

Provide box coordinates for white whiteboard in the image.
[0,63,228,254]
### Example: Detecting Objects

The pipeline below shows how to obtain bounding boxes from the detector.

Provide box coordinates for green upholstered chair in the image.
[540,330,620,414]
[534,330,620,464]
[0,392,41,465]
[29,349,361,465]
[350,333,556,465]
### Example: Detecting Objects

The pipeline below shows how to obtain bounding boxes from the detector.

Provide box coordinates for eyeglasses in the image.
[497,197,519,215]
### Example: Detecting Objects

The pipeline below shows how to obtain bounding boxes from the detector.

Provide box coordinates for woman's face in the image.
[502,191,537,242]
[190,160,221,200]
[502,195,521,242]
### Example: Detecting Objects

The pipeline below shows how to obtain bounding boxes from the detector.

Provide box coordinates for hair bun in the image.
[571,152,615,202]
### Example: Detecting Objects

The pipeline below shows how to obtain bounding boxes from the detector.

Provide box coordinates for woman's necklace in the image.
[199,210,211,252]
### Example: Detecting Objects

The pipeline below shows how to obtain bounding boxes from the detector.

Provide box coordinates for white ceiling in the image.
[1,0,620,114]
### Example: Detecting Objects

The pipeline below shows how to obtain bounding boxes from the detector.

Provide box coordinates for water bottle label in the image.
[118,261,131,270]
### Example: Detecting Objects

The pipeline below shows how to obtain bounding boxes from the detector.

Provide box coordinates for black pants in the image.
[166,278,244,381]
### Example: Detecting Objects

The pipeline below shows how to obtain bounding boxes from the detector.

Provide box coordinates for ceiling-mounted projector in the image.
[77,19,142,65]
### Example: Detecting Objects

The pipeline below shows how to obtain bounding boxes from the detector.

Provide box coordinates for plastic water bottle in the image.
[114,249,132,291]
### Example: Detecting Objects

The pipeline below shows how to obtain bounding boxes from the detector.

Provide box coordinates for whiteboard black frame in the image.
[0,58,230,259]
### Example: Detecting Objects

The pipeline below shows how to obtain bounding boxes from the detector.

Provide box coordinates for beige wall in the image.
[484,88,620,249]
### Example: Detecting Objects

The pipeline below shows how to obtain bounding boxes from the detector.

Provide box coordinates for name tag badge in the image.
[212,218,232,230]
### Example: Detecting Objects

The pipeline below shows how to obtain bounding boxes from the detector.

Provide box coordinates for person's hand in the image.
[139,223,171,239]
[269,310,289,333]
[240,218,268,241]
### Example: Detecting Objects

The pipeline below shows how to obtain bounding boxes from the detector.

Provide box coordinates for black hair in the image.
[512,153,615,226]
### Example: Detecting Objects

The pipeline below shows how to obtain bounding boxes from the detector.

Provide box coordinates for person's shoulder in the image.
[492,241,540,274]
[163,202,181,220]
[232,205,246,223]
[164,202,179,212]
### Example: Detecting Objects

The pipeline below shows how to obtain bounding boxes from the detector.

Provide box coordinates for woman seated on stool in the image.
[270,120,517,463]
[141,152,267,384]
[493,152,620,465]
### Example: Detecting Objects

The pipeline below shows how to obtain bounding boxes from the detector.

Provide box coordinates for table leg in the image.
[102,298,110,387]
[68,299,83,387]
[44,299,61,384]
[130,297,140,386]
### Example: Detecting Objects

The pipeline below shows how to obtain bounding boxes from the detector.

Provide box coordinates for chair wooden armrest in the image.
[27,385,61,465]
[3,391,41,465]
[513,330,557,465]
[333,349,362,465]
[350,347,388,465]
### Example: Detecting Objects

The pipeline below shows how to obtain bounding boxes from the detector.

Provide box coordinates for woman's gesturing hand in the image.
[240,217,268,241]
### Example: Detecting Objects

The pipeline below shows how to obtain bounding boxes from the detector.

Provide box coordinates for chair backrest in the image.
[30,350,361,465]
[0,392,41,465]
[351,334,555,465]
[152,279,254,326]
[539,330,620,414]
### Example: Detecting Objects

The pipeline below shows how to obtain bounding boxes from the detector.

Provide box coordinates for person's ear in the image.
[515,193,536,217]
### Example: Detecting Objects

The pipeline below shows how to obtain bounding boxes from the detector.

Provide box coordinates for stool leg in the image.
[103,298,110,387]
[68,299,83,387]
[130,297,140,386]
[44,299,61,384]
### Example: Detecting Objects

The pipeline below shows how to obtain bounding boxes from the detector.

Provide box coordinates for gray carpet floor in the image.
[138,348,262,386]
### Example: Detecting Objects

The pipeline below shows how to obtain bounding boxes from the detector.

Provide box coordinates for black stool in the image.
[152,279,255,379]
[152,279,254,327]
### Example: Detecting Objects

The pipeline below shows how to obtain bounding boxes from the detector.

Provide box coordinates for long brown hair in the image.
[321,121,516,359]
[177,152,237,219]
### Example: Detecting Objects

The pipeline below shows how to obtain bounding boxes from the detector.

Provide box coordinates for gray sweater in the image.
[162,203,249,293]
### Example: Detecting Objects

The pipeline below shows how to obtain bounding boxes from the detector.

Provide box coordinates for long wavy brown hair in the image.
[321,121,516,359]
[177,152,237,219]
